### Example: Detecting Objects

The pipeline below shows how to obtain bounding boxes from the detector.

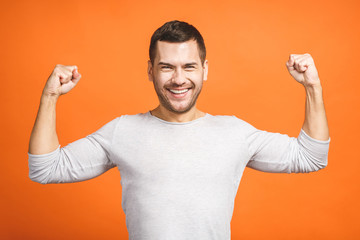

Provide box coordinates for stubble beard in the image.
[153,80,203,114]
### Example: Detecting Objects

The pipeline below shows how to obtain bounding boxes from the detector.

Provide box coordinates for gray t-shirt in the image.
[28,112,330,240]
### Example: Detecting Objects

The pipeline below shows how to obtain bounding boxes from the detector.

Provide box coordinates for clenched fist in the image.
[286,53,320,88]
[42,64,81,98]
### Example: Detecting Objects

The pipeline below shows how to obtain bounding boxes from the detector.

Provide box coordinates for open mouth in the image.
[169,89,189,94]
[166,88,191,98]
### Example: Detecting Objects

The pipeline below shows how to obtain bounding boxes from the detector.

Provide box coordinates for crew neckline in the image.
[147,111,210,125]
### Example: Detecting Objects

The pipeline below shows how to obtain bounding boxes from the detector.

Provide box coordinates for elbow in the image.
[316,158,328,171]
[295,129,330,173]
[29,170,50,184]
[291,155,328,173]
[28,157,59,185]
[27,146,63,184]
[308,152,329,172]
[29,176,49,185]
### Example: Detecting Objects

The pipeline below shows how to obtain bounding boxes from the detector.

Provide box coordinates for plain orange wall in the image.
[1,0,359,239]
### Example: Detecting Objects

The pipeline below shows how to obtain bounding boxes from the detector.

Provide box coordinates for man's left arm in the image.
[286,53,329,141]
[245,54,330,173]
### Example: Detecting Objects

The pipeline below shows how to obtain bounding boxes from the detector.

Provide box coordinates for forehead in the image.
[155,40,201,64]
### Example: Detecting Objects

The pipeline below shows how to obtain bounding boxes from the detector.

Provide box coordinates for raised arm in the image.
[28,65,117,184]
[286,53,329,141]
[245,54,330,173]
[29,64,81,154]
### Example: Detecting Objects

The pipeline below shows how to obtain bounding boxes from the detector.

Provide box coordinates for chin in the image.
[170,108,191,114]
[168,103,195,114]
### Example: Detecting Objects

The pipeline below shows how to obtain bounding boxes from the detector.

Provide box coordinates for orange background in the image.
[1,0,359,239]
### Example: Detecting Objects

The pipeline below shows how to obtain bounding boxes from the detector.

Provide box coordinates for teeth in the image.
[169,89,189,94]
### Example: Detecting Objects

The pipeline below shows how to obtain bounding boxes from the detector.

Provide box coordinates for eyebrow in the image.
[184,62,198,67]
[158,62,173,66]
[158,62,198,67]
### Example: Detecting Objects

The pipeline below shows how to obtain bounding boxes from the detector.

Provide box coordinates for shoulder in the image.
[206,114,256,130]
[94,113,148,131]
[115,112,155,130]
[118,112,149,121]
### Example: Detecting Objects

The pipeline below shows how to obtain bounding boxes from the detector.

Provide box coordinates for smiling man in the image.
[148,25,208,122]
[28,20,330,240]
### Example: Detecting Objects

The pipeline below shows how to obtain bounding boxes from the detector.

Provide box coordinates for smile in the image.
[169,89,189,94]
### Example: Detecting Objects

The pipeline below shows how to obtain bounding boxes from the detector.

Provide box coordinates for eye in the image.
[161,66,172,70]
[185,65,196,70]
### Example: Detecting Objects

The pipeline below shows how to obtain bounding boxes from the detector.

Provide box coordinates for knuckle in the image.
[54,65,64,73]
[52,69,60,76]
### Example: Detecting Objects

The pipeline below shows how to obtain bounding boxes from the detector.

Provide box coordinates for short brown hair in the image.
[149,20,206,65]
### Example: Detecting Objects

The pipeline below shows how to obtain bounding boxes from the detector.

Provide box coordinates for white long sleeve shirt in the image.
[28,112,330,240]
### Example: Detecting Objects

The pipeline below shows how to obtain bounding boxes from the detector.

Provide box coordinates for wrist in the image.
[304,82,322,96]
[40,93,59,104]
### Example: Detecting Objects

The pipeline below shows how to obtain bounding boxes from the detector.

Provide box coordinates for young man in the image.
[28,20,330,239]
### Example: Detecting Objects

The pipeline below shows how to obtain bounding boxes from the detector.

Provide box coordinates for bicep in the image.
[28,117,120,184]
[246,129,330,173]
[28,136,116,184]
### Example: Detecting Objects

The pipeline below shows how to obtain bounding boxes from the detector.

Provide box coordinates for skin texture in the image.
[147,40,209,122]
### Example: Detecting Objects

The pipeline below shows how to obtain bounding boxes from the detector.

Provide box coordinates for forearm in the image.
[28,94,60,154]
[301,83,329,141]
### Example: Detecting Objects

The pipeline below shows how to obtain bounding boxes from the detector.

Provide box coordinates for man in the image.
[28,20,330,239]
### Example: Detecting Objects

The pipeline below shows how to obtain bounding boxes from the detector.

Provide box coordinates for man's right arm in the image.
[28,65,80,155]
[28,65,118,184]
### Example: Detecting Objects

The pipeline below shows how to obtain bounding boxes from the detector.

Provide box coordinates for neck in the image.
[150,105,205,123]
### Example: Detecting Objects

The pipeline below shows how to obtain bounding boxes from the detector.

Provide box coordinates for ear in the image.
[147,60,153,82]
[202,60,209,81]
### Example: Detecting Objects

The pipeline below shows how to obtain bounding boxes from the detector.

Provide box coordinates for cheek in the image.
[154,72,172,85]
[184,72,192,78]
[186,71,203,83]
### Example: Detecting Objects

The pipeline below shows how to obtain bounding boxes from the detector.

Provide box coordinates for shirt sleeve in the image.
[28,117,120,184]
[244,121,330,173]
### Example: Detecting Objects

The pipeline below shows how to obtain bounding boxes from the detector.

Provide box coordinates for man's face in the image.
[148,40,208,113]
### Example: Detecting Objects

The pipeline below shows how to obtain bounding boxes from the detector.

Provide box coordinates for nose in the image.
[172,68,186,86]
